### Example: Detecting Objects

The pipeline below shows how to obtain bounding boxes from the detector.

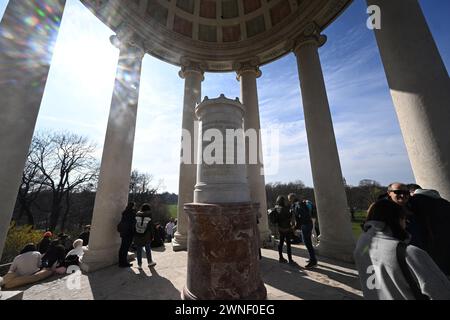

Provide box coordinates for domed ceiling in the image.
[81,0,352,71]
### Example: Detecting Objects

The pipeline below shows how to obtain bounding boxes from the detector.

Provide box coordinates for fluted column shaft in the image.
[173,63,204,251]
[236,65,271,244]
[81,36,144,272]
[0,0,66,256]
[367,0,450,200]
[294,30,355,262]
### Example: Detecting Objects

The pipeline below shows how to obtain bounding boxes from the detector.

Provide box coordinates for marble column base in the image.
[315,236,355,263]
[81,246,136,273]
[182,203,267,300]
[172,232,188,251]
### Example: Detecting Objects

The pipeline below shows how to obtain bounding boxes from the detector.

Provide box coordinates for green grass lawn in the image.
[352,210,367,240]
[167,204,177,219]
[166,203,365,240]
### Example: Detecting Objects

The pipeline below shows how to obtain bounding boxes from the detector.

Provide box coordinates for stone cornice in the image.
[293,22,327,54]
[81,0,351,71]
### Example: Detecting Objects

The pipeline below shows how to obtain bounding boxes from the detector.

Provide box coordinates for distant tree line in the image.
[11,131,177,235]
[266,179,389,212]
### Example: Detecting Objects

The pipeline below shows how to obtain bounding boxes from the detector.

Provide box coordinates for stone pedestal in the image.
[0,0,66,258]
[183,203,266,300]
[182,95,266,300]
[367,0,450,200]
[294,26,355,262]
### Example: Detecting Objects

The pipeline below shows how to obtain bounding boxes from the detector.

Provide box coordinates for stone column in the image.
[367,0,450,200]
[0,1,66,257]
[183,95,266,300]
[172,60,204,251]
[81,35,145,272]
[236,62,271,245]
[293,25,355,262]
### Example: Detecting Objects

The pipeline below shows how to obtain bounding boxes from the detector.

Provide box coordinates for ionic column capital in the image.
[234,59,262,81]
[179,58,205,80]
[293,23,327,54]
[110,34,145,59]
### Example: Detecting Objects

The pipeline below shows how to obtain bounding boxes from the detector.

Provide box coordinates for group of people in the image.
[268,193,318,269]
[0,229,89,290]
[354,182,450,299]
[117,202,176,269]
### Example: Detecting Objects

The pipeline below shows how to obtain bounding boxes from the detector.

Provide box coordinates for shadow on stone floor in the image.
[87,264,181,300]
[261,246,362,300]
[260,256,362,300]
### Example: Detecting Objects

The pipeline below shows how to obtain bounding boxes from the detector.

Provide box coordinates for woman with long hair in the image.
[354,199,450,299]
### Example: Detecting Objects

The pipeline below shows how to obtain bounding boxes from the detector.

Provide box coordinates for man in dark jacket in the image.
[289,193,317,268]
[117,202,136,268]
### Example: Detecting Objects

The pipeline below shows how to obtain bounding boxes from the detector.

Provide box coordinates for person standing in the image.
[288,193,317,268]
[165,219,175,243]
[274,196,295,264]
[117,202,137,268]
[134,203,156,268]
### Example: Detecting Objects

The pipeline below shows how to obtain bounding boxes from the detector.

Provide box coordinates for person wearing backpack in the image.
[288,193,317,268]
[134,203,157,268]
[117,202,137,268]
[274,196,295,264]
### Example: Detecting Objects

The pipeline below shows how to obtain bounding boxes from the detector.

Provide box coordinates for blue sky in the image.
[1,0,449,193]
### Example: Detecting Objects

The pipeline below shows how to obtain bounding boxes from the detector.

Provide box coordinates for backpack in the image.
[293,201,312,225]
[135,216,152,234]
[268,208,278,225]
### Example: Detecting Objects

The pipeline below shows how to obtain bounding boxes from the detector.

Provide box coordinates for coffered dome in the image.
[81,0,352,71]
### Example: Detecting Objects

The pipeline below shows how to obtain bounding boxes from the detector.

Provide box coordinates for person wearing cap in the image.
[37,231,53,254]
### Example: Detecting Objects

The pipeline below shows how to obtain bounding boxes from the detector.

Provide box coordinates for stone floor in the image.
[10,244,363,300]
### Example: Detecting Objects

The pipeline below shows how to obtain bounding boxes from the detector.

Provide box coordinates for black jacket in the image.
[275,205,293,233]
[118,207,136,238]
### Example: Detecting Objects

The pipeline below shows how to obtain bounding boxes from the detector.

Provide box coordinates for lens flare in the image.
[0,0,66,90]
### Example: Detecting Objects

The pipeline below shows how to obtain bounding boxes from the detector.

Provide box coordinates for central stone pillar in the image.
[293,25,355,262]
[81,34,145,272]
[236,61,271,246]
[0,0,66,257]
[367,0,450,200]
[182,95,266,300]
[173,60,204,251]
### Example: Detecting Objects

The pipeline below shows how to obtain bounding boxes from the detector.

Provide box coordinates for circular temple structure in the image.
[80,0,352,71]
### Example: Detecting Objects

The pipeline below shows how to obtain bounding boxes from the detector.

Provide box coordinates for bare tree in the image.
[129,170,159,197]
[16,138,47,226]
[30,131,99,231]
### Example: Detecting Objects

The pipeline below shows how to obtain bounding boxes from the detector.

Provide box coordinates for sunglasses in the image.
[389,190,410,196]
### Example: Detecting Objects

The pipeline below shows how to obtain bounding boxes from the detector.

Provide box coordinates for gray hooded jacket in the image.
[354,220,450,300]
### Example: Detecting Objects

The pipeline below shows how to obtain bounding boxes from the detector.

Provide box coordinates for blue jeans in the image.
[136,243,153,265]
[301,224,317,262]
